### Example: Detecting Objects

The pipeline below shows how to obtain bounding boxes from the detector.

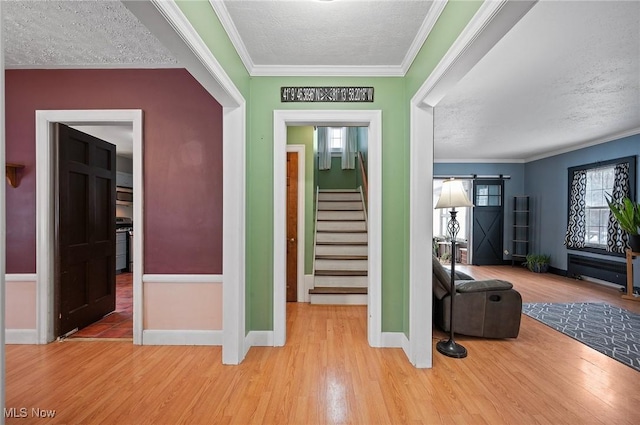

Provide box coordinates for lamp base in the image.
[436,339,468,358]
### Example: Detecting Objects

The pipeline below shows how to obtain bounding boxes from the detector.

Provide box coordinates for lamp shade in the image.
[435,179,474,209]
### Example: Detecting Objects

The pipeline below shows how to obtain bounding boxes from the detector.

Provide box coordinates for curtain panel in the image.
[342,127,358,170]
[317,127,331,170]
[606,162,631,253]
[564,169,587,249]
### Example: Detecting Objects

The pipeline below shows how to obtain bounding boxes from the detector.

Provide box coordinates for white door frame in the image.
[408,0,537,367]
[35,109,144,344]
[274,110,382,347]
[286,145,307,303]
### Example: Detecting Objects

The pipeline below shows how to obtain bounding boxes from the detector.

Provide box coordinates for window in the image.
[565,156,636,254]
[433,179,471,241]
[584,166,615,247]
[329,127,344,152]
[475,184,502,206]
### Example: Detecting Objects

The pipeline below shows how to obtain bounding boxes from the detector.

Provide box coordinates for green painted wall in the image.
[176,0,250,96]
[179,0,484,336]
[318,157,358,189]
[286,126,315,275]
[355,127,369,205]
[247,76,408,331]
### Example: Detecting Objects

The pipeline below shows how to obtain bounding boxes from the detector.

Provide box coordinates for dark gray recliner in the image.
[432,255,522,338]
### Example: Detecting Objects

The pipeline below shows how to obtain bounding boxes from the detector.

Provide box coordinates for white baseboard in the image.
[142,330,223,346]
[380,331,407,348]
[6,329,39,344]
[304,274,314,302]
[244,331,274,356]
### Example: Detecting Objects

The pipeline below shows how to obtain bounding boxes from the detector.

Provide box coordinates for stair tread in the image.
[316,241,368,246]
[309,287,368,295]
[316,255,368,260]
[314,270,368,276]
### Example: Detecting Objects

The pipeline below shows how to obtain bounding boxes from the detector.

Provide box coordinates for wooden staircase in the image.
[310,189,368,305]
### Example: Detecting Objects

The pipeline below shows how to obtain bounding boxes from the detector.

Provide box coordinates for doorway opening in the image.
[274,110,382,348]
[35,110,143,344]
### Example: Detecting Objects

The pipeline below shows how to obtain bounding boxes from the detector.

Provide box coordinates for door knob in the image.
[289,238,295,242]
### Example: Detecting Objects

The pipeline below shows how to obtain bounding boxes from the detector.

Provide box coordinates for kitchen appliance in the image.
[116,217,133,272]
[116,187,133,206]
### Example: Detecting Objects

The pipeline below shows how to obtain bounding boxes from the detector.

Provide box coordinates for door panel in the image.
[56,124,117,336]
[472,180,504,265]
[286,152,299,302]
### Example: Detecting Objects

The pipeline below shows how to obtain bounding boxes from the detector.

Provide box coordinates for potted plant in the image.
[524,254,551,273]
[606,195,640,252]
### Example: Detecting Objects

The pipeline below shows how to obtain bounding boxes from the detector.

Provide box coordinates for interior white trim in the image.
[252,65,406,77]
[208,0,253,75]
[142,330,223,346]
[400,0,448,75]
[128,0,248,364]
[524,127,640,163]
[436,158,526,164]
[408,0,538,368]
[380,332,408,348]
[5,274,38,282]
[35,109,144,345]
[5,330,39,345]
[244,331,274,356]
[273,110,382,348]
[1,4,6,413]
[142,274,223,284]
[286,145,307,303]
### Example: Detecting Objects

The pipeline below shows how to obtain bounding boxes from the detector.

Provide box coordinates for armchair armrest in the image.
[456,279,513,293]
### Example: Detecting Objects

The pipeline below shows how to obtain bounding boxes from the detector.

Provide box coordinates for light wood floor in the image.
[5,265,640,424]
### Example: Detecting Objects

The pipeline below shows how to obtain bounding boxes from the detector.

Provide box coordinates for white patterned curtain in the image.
[342,127,357,170]
[606,162,630,253]
[317,127,331,170]
[564,170,587,248]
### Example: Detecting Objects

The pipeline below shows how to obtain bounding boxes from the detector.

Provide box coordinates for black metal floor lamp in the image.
[435,178,473,358]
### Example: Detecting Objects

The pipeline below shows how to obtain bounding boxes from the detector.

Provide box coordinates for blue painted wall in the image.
[434,162,526,261]
[524,134,640,270]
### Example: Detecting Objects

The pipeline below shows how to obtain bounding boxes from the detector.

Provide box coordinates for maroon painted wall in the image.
[5,69,223,274]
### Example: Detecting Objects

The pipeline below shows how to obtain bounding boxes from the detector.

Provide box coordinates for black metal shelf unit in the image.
[511,196,529,266]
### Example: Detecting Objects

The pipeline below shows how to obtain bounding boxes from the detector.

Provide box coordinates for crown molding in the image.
[251,64,405,77]
[400,0,448,75]
[524,127,640,163]
[435,158,525,164]
[209,0,254,75]
[4,63,182,70]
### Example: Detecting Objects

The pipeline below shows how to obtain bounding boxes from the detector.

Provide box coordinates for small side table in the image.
[623,249,640,302]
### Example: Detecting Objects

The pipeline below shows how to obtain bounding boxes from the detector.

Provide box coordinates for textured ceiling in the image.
[2,0,639,162]
[435,0,640,162]
[219,0,435,73]
[2,0,178,68]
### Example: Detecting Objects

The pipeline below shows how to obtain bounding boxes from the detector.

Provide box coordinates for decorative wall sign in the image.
[281,87,374,103]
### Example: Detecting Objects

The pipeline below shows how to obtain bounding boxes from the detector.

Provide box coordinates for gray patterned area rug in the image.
[522,302,640,372]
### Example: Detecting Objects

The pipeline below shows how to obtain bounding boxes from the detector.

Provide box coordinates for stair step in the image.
[314,276,368,287]
[315,259,367,271]
[315,270,368,277]
[316,255,367,260]
[309,287,367,295]
[317,221,367,232]
[316,233,368,244]
[317,210,365,221]
[318,201,363,211]
[309,286,368,305]
[318,192,362,202]
[315,245,367,257]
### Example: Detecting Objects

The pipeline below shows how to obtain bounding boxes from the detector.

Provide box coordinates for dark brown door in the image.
[286,152,298,302]
[56,124,117,336]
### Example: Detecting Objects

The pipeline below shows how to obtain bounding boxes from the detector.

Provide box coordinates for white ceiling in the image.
[2,0,639,162]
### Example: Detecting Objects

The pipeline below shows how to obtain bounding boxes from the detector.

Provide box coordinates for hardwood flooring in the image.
[5,266,640,424]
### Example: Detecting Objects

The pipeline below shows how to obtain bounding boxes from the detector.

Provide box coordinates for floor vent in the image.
[567,254,626,286]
